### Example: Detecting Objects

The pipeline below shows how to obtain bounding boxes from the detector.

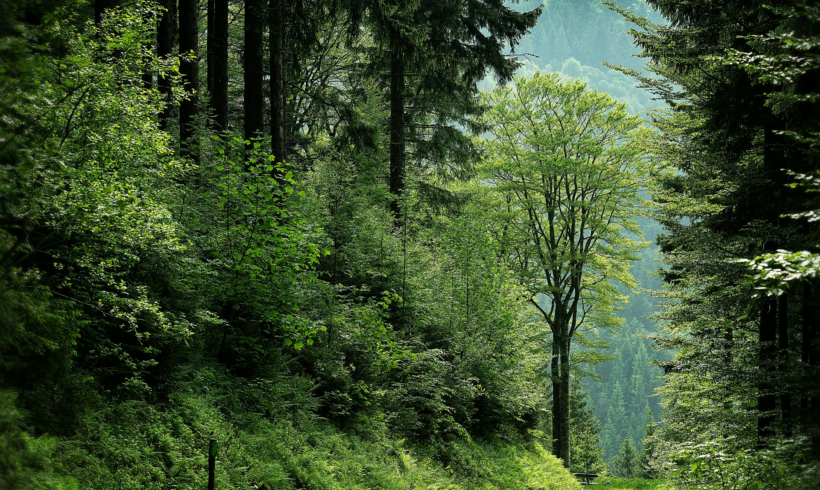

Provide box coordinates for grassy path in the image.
[589,477,672,489]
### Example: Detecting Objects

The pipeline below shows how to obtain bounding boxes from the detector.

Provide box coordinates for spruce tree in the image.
[611,437,639,478]
[178,0,199,163]
[604,380,626,461]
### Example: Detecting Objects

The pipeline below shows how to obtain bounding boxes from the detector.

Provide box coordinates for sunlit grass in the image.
[590,476,673,489]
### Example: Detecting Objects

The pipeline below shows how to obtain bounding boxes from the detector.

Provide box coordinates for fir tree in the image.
[611,437,639,478]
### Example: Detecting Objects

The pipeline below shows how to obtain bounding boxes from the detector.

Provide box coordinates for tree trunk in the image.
[269,0,286,167]
[778,293,791,434]
[558,333,571,467]
[211,0,228,132]
[94,0,120,25]
[142,7,154,90]
[389,31,405,225]
[551,339,561,458]
[157,0,174,130]
[758,295,777,445]
[801,282,813,429]
[207,0,214,96]
[244,0,265,146]
[179,0,199,164]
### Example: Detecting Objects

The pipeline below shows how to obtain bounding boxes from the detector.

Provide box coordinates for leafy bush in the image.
[670,439,820,490]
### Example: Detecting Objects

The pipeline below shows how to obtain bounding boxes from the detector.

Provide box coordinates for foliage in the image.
[0,391,77,490]
[612,437,640,478]
[52,364,582,490]
[475,69,660,464]
[669,438,820,490]
[0,0,676,487]
[569,379,605,474]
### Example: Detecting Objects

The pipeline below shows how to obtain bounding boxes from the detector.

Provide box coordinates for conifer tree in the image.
[604,380,626,460]
[178,0,199,163]
[611,437,639,478]
[361,0,541,223]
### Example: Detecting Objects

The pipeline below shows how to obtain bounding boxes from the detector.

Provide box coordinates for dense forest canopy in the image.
[1,0,819,489]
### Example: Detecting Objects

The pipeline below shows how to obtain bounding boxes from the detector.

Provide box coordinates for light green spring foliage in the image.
[474,70,659,356]
[55,366,580,490]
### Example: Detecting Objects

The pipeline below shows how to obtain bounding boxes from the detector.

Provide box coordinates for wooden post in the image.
[208,439,216,490]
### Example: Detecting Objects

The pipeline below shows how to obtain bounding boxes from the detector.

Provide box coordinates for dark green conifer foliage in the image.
[360,0,542,222]
[611,437,639,478]
[609,0,820,457]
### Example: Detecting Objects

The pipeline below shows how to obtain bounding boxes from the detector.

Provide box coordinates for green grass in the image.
[590,477,673,490]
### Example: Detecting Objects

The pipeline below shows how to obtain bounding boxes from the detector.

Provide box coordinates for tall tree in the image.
[157,0,175,130]
[608,0,820,454]
[178,0,199,163]
[362,0,541,223]
[244,0,265,144]
[269,0,286,164]
[476,72,656,466]
[210,0,228,131]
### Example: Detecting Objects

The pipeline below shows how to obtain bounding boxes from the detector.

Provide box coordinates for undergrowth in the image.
[45,365,580,490]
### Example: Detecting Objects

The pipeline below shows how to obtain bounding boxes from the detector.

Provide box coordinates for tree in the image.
[569,379,605,474]
[156,0,174,129]
[209,0,229,132]
[607,0,820,453]
[637,407,662,479]
[603,380,626,461]
[360,0,542,223]
[179,0,199,163]
[611,437,639,478]
[245,0,265,144]
[476,71,657,466]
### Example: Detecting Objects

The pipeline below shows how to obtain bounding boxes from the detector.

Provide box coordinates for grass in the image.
[590,477,673,490]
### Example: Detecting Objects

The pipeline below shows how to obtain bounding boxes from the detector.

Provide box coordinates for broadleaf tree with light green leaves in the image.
[473,71,661,468]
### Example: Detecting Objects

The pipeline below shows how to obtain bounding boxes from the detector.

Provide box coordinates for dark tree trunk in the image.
[778,293,791,434]
[94,0,120,25]
[244,0,265,145]
[207,0,214,96]
[723,326,733,411]
[389,33,405,224]
[550,339,561,459]
[758,121,783,445]
[801,282,814,428]
[758,295,777,445]
[157,0,175,130]
[142,8,154,91]
[178,0,199,164]
[558,334,571,467]
[211,0,228,132]
[269,0,286,166]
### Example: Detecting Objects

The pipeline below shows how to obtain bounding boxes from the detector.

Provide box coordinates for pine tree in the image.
[209,0,229,132]
[604,380,626,460]
[361,0,542,223]
[637,407,661,479]
[178,0,199,163]
[605,0,820,456]
[569,380,605,473]
[244,0,265,143]
[611,437,639,478]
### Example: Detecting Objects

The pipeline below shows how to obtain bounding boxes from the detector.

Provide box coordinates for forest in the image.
[1,0,819,489]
